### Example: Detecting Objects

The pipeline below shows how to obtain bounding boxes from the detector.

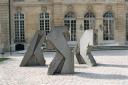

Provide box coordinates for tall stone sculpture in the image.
[47,26,74,75]
[74,43,86,64]
[20,30,46,66]
[75,29,97,66]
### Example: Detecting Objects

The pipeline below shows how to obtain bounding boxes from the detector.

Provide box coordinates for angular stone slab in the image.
[74,43,86,64]
[47,26,74,75]
[20,30,46,66]
[48,51,65,75]
[80,29,97,66]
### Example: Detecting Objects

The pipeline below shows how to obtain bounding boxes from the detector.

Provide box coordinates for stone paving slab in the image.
[0,50,128,85]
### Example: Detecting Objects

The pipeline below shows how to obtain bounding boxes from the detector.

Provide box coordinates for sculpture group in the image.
[20,26,97,75]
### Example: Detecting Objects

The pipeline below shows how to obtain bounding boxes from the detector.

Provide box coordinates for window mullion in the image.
[44,19,45,31]
[70,20,72,41]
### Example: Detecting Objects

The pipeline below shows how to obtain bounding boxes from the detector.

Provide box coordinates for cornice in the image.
[12,2,125,6]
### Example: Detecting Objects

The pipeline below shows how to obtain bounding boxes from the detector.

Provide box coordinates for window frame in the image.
[40,12,50,35]
[64,12,77,41]
[84,12,95,30]
[14,12,25,43]
[103,11,114,41]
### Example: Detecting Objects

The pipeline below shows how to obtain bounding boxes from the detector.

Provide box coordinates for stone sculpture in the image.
[74,43,86,64]
[47,26,74,75]
[20,30,46,66]
[75,29,97,66]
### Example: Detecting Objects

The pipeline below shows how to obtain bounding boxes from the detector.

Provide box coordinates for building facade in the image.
[1,0,128,52]
[0,0,9,53]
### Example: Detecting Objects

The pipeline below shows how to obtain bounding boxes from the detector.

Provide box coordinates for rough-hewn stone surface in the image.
[47,26,74,75]
[20,30,46,66]
[48,51,65,75]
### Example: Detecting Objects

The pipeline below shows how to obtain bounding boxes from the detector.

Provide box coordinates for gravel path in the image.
[0,51,128,85]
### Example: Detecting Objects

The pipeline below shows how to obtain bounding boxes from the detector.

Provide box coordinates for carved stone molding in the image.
[67,4,74,12]
[87,5,93,11]
[16,6,22,11]
[105,5,112,11]
[41,6,47,12]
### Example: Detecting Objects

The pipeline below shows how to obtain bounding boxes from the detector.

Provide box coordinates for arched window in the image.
[84,12,95,30]
[14,12,25,43]
[64,12,76,41]
[40,12,50,35]
[103,11,114,40]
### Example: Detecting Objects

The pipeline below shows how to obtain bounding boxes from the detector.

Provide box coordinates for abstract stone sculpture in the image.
[75,29,97,66]
[20,30,46,66]
[74,43,86,64]
[47,26,74,75]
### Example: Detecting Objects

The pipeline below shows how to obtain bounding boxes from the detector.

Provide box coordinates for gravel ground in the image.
[0,50,128,85]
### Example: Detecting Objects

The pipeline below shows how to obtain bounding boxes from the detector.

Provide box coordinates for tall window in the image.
[14,12,25,43]
[84,12,95,30]
[103,11,114,40]
[64,12,76,41]
[40,12,50,35]
[126,13,128,41]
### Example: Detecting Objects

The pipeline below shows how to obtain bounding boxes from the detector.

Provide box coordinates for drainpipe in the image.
[9,0,12,55]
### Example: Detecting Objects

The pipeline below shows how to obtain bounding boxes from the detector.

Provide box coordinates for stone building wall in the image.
[9,0,128,51]
[0,0,9,53]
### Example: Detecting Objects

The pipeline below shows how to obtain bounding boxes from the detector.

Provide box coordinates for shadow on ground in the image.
[98,63,128,68]
[76,72,128,80]
[19,65,49,68]
[75,63,128,69]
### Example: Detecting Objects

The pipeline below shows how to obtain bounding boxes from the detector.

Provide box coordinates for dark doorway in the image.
[15,44,24,51]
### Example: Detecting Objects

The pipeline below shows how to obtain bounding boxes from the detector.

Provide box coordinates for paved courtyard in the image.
[0,50,128,85]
